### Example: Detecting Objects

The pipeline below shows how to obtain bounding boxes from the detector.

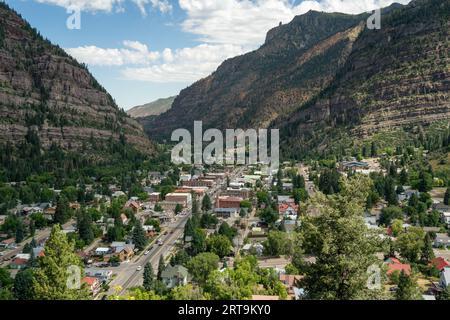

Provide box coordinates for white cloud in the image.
[179,0,411,48]
[122,44,244,82]
[65,40,160,66]
[65,0,412,83]
[34,0,172,14]
[66,41,243,82]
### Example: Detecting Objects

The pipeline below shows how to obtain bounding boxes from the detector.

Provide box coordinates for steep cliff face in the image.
[145,0,449,159]
[0,3,153,154]
[279,0,449,157]
[143,10,367,139]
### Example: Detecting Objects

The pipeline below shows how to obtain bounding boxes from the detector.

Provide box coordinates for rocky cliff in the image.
[0,3,154,155]
[144,0,449,159]
[127,96,176,119]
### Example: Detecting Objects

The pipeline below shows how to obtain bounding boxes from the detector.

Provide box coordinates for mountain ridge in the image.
[0,2,154,156]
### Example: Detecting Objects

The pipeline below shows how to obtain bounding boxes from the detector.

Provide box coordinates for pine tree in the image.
[54,195,70,225]
[421,233,435,263]
[77,209,94,244]
[15,220,24,243]
[143,263,155,291]
[395,271,422,300]
[132,220,148,251]
[32,225,90,300]
[157,255,165,281]
[201,194,212,212]
[299,176,385,300]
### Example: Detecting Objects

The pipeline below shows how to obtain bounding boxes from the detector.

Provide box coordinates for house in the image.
[95,247,110,256]
[32,246,45,258]
[0,238,16,249]
[282,183,294,192]
[111,242,135,262]
[277,196,295,204]
[85,268,113,283]
[161,265,190,289]
[430,257,450,272]
[434,233,450,248]
[440,268,450,289]
[216,196,243,209]
[385,257,411,276]
[82,276,101,295]
[125,201,140,213]
[398,189,420,202]
[433,203,450,213]
[279,274,303,298]
[214,207,239,219]
[43,207,56,220]
[339,161,369,172]
[10,253,31,269]
[242,243,264,256]
[441,212,450,226]
[278,203,299,217]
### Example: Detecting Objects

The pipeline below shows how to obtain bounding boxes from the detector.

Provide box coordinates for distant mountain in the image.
[0,3,154,155]
[127,96,176,119]
[144,0,449,158]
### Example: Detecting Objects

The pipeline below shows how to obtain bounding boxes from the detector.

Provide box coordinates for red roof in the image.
[386,258,411,276]
[278,203,299,214]
[82,276,98,286]
[431,257,450,271]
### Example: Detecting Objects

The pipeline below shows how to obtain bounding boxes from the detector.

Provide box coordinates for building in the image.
[251,295,279,301]
[385,257,411,276]
[165,193,192,207]
[430,257,450,272]
[161,265,190,289]
[82,276,101,296]
[149,192,161,202]
[440,268,450,289]
[182,179,214,188]
[10,253,31,269]
[85,268,113,283]
[279,274,303,298]
[441,212,450,226]
[278,203,299,217]
[214,208,239,219]
[434,233,450,248]
[0,238,16,249]
[224,188,252,199]
[95,247,110,256]
[124,201,140,213]
[339,161,369,171]
[216,196,243,209]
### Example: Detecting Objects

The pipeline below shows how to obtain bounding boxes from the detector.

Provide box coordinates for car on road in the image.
[136,266,142,271]
[144,250,150,255]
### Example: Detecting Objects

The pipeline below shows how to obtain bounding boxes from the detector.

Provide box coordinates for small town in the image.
[1,144,450,300]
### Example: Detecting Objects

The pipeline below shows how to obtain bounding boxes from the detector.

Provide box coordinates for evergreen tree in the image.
[14,269,34,300]
[143,262,155,291]
[399,169,408,185]
[395,271,422,300]
[421,233,435,263]
[54,195,70,225]
[300,176,385,300]
[132,220,148,251]
[32,225,90,300]
[157,255,165,281]
[202,194,212,212]
[371,142,378,157]
[15,220,25,243]
[77,209,94,245]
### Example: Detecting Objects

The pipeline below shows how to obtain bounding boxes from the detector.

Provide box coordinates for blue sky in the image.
[5,0,410,110]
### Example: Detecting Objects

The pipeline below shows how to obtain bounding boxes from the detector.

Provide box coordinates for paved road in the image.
[0,220,74,266]
[105,166,244,297]
[105,213,190,297]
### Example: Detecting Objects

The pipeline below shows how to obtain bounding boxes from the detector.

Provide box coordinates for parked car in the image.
[136,266,142,271]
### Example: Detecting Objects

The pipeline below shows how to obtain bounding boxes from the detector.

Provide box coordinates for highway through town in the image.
[105,166,245,297]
